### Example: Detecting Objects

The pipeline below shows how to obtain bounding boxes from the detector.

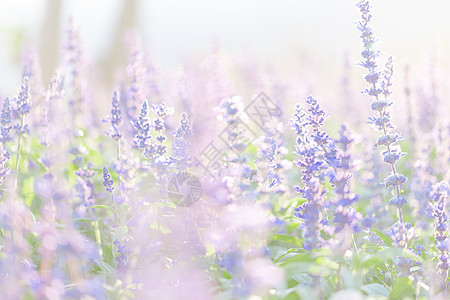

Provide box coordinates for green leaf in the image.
[290,274,312,286]
[359,247,422,272]
[361,283,390,297]
[95,259,117,279]
[275,287,300,299]
[280,252,339,277]
[274,248,303,263]
[92,204,114,210]
[361,243,385,252]
[389,277,414,299]
[271,234,303,247]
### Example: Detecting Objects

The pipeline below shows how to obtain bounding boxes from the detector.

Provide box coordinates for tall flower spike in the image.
[151,102,173,158]
[357,1,408,226]
[291,98,333,250]
[75,166,95,208]
[113,239,128,269]
[102,166,115,193]
[0,148,11,190]
[255,123,286,195]
[13,77,32,190]
[103,166,118,222]
[17,76,32,116]
[432,182,449,290]
[172,113,193,173]
[331,124,361,233]
[109,91,122,141]
[215,96,249,159]
[305,96,339,169]
[132,100,151,151]
[150,102,174,184]
[0,98,13,144]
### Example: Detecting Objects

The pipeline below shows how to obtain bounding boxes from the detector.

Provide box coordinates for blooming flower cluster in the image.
[357,0,409,229]
[0,1,448,298]
[291,97,333,250]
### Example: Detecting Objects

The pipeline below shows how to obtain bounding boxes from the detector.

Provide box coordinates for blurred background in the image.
[1,0,450,100]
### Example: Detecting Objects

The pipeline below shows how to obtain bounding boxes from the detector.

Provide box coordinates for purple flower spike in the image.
[102,166,115,193]
[432,182,449,290]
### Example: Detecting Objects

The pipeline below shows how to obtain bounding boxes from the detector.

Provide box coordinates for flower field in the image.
[0,1,449,299]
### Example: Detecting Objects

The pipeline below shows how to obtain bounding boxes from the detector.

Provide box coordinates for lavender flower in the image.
[0,149,10,190]
[393,256,413,277]
[0,98,11,191]
[432,181,449,290]
[149,102,174,183]
[1,98,13,144]
[102,166,115,193]
[357,0,408,226]
[103,166,117,222]
[75,166,95,207]
[108,91,122,141]
[291,99,331,249]
[172,113,193,173]
[390,221,414,248]
[409,244,425,277]
[132,100,152,151]
[14,77,32,137]
[17,77,32,116]
[409,143,435,229]
[255,123,287,195]
[151,102,173,158]
[13,77,32,190]
[113,239,128,269]
[304,97,339,169]
[215,96,251,160]
[363,230,384,246]
[330,124,361,233]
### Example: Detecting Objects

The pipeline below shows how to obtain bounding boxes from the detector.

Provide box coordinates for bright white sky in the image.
[0,0,449,93]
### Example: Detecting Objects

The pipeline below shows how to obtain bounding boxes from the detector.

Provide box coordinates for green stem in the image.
[116,139,123,198]
[372,83,404,224]
[93,219,103,260]
[14,114,25,191]
[110,191,118,223]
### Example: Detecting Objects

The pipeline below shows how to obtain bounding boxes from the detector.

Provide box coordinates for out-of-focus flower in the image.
[172,113,193,173]
[357,0,409,230]
[14,76,32,136]
[390,222,414,248]
[107,91,122,141]
[0,98,13,144]
[363,230,384,246]
[432,181,449,290]
[331,124,362,233]
[102,166,115,193]
[132,100,151,151]
[113,239,128,269]
[291,97,335,249]
[74,166,95,207]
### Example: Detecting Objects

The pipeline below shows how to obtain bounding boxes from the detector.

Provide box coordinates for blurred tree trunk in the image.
[39,0,62,85]
[101,0,138,86]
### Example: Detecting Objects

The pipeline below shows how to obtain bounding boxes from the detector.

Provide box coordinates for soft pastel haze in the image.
[0,0,450,93]
[0,1,449,298]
